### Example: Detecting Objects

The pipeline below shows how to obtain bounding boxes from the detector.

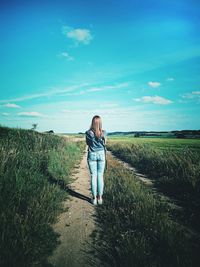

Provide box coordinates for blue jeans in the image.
[87,150,106,198]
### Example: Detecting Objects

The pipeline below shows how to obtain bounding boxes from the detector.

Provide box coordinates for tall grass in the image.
[0,126,84,267]
[91,156,200,267]
[107,141,200,232]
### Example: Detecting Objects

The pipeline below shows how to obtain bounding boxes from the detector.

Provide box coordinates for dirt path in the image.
[107,151,182,211]
[48,147,180,267]
[48,149,96,267]
[107,151,154,186]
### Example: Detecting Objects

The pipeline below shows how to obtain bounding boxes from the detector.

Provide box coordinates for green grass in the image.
[91,156,200,267]
[107,137,200,233]
[0,126,84,267]
[108,136,200,151]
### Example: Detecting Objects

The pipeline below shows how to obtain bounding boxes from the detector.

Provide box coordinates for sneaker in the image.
[92,197,97,205]
[98,196,103,205]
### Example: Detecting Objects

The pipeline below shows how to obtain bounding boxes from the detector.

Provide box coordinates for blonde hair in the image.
[90,115,103,138]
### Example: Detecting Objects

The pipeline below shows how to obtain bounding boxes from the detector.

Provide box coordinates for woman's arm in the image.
[102,130,107,145]
[85,130,95,146]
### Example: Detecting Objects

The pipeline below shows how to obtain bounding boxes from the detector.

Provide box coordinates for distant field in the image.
[108,136,200,151]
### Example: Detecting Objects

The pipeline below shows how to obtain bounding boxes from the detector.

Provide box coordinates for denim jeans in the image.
[87,150,106,198]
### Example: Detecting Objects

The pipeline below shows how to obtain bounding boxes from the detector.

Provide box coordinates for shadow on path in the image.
[66,187,91,204]
[48,174,91,204]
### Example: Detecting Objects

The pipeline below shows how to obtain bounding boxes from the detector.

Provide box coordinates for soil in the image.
[48,149,96,267]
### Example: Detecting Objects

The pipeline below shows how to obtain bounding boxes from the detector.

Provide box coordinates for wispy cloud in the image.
[166,77,174,81]
[62,25,93,45]
[133,95,173,105]
[0,84,87,103]
[2,112,10,116]
[87,87,103,92]
[192,91,200,95]
[87,82,129,92]
[65,90,86,96]
[57,83,129,96]
[148,81,161,88]
[60,52,74,61]
[61,82,129,95]
[181,91,200,102]
[17,111,45,118]
[0,82,127,104]
[99,103,119,108]
[3,103,21,108]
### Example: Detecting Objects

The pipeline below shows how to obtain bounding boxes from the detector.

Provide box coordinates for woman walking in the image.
[85,115,107,205]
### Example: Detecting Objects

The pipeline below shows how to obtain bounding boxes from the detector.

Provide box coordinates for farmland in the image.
[0,126,84,267]
[108,136,200,151]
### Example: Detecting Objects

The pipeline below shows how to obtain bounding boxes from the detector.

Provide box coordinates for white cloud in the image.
[60,52,74,61]
[166,77,174,81]
[181,91,200,102]
[2,112,10,116]
[148,81,161,88]
[17,112,44,118]
[133,95,173,105]
[62,26,93,45]
[3,103,21,108]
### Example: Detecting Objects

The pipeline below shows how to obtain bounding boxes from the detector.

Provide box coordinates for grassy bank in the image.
[91,155,200,267]
[0,126,84,267]
[107,139,200,233]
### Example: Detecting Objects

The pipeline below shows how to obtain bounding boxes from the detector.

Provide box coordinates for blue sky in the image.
[0,0,200,132]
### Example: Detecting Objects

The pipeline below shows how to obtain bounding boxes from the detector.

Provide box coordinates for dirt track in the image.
[48,142,199,266]
[48,149,95,267]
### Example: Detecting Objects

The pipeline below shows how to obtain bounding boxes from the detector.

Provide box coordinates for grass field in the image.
[87,136,200,267]
[107,136,200,234]
[1,128,200,267]
[91,154,200,267]
[108,136,200,151]
[0,126,84,267]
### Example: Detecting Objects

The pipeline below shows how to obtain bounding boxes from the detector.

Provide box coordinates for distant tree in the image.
[175,132,186,139]
[44,130,54,134]
[134,132,140,138]
[31,123,38,130]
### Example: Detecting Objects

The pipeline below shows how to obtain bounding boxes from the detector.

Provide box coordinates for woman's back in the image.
[85,129,106,152]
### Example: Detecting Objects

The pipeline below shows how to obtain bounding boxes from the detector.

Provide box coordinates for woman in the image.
[85,115,107,205]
